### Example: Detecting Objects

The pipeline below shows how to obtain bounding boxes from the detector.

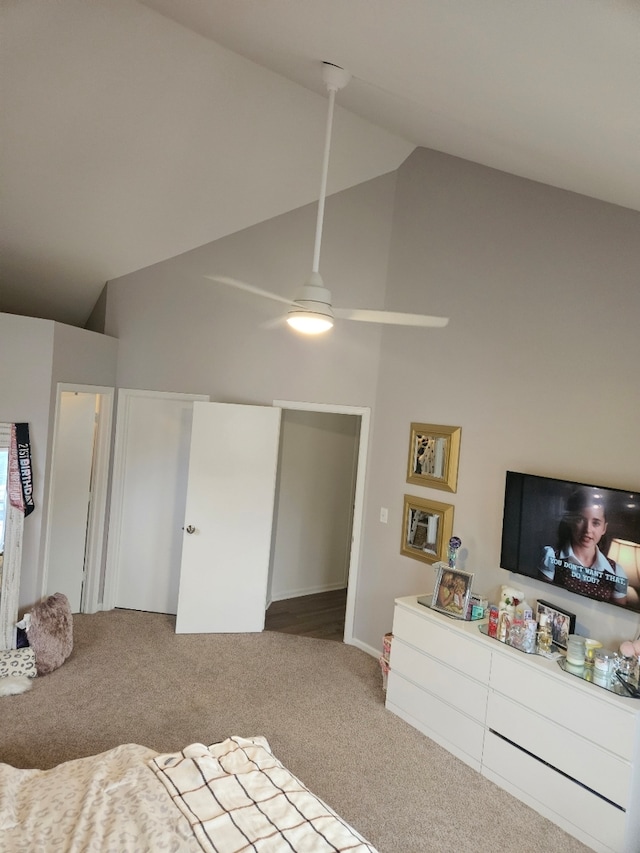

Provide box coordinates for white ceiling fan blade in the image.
[261,315,289,330]
[334,307,449,328]
[204,275,296,308]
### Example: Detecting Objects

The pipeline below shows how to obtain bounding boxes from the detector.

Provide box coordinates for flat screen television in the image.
[501,471,640,613]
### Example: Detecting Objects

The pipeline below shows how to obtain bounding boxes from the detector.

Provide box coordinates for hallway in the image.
[265,588,347,641]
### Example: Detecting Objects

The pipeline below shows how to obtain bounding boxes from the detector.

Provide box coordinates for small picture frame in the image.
[431,565,474,619]
[536,599,576,649]
[401,494,454,565]
[406,423,461,493]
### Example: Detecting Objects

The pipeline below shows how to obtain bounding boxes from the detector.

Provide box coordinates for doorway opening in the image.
[42,384,114,613]
[270,401,369,645]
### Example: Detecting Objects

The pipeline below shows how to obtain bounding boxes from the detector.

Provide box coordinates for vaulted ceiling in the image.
[2,0,638,326]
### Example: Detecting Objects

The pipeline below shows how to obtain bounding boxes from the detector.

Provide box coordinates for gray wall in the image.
[357,147,640,650]
[104,147,640,652]
[104,171,397,407]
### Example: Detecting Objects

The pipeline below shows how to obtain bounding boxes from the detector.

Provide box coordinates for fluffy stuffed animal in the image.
[498,585,525,611]
[0,675,32,696]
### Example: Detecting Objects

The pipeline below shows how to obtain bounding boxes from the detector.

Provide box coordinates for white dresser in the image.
[386,596,640,853]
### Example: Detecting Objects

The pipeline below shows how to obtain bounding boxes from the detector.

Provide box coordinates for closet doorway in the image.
[42,384,114,613]
[269,401,368,644]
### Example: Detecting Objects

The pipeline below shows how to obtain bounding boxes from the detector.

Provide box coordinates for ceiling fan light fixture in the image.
[285,273,335,333]
[286,311,334,334]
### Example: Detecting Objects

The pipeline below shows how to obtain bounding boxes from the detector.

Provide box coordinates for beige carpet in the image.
[0,609,592,853]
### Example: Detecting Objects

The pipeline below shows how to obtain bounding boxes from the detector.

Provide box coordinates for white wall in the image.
[0,315,55,608]
[270,409,359,600]
[356,147,640,651]
[0,313,118,608]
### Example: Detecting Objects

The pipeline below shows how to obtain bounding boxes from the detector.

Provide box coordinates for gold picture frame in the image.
[406,423,461,493]
[401,494,455,565]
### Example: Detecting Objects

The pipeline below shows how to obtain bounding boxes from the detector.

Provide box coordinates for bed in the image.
[1,735,378,852]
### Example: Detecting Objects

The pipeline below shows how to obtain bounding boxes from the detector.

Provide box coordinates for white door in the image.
[105,389,208,614]
[175,402,281,633]
[45,392,96,611]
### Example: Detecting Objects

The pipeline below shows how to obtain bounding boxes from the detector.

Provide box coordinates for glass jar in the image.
[584,638,603,665]
[566,635,586,667]
[616,655,639,683]
[593,648,616,680]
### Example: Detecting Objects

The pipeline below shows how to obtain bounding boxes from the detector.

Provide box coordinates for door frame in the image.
[273,400,370,647]
[41,384,114,613]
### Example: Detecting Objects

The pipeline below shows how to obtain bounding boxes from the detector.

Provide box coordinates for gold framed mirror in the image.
[406,422,461,492]
[401,494,454,565]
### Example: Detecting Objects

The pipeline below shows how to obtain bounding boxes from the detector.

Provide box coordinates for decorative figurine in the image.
[447,536,462,568]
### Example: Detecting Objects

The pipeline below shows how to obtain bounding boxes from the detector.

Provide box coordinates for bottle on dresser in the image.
[537,612,553,654]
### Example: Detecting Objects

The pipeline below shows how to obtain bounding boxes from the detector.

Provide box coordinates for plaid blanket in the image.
[150,736,378,853]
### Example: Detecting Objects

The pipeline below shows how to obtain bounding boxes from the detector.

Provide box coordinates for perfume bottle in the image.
[521,619,538,654]
[447,536,462,568]
[537,613,553,654]
[497,608,511,643]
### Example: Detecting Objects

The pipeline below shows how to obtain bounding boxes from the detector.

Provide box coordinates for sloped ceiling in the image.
[2,0,638,327]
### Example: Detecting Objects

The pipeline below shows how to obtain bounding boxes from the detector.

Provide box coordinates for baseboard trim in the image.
[270,584,346,602]
[347,637,379,659]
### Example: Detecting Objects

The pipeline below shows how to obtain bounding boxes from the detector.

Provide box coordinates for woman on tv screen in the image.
[539,487,628,605]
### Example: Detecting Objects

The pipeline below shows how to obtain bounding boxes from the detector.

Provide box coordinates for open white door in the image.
[44,392,97,612]
[175,402,281,634]
[43,384,114,614]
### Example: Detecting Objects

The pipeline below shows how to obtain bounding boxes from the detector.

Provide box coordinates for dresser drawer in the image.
[489,654,636,760]
[487,691,631,808]
[391,638,488,722]
[483,730,626,853]
[386,671,485,769]
[392,604,491,683]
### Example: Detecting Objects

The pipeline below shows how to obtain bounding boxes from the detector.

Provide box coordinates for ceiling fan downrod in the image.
[311,62,352,275]
[287,62,352,334]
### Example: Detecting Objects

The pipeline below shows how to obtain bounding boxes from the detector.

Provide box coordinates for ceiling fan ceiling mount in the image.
[321,61,352,93]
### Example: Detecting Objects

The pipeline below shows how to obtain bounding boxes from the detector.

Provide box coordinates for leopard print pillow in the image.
[0,647,37,678]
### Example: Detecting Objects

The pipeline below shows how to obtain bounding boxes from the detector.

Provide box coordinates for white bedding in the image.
[0,736,378,853]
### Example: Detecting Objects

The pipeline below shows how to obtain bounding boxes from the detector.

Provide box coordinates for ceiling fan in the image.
[205,62,449,335]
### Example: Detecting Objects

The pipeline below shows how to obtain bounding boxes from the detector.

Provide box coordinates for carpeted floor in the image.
[0,609,592,852]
